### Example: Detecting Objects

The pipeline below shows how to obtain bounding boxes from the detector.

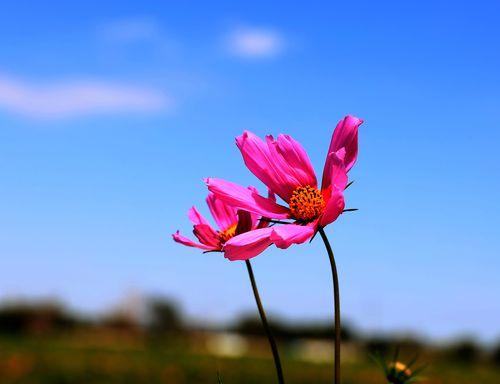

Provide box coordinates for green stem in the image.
[318,227,341,384]
[245,260,285,384]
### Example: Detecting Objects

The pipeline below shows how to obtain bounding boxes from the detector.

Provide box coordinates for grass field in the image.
[0,333,499,384]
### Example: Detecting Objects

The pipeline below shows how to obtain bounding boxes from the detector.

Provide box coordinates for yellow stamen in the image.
[289,185,325,221]
[391,362,412,377]
[218,223,238,243]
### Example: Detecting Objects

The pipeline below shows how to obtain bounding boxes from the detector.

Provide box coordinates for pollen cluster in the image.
[289,185,325,222]
[218,223,238,243]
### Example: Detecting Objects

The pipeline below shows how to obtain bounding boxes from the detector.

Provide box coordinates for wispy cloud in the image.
[226,27,285,59]
[0,74,172,120]
[99,18,161,43]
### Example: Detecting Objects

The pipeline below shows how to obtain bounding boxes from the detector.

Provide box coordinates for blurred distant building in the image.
[292,340,361,364]
[206,332,249,358]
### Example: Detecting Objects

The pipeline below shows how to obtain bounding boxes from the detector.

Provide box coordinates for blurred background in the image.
[0,1,499,383]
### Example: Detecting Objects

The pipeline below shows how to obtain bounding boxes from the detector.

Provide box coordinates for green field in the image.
[0,333,499,384]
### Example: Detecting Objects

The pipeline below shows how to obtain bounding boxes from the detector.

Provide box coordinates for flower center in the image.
[218,223,238,243]
[394,362,411,376]
[388,362,412,382]
[289,185,325,222]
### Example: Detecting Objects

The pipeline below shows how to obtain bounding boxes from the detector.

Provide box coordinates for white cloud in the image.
[0,74,172,119]
[99,18,161,43]
[226,27,285,58]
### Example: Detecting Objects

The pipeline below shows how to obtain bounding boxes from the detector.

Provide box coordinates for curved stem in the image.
[245,260,285,384]
[318,227,341,384]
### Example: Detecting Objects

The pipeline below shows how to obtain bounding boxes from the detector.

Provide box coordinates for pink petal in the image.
[322,116,363,187]
[188,206,211,226]
[247,186,265,229]
[270,224,315,249]
[235,210,253,234]
[332,115,363,170]
[193,224,221,248]
[236,131,298,201]
[264,135,313,199]
[267,188,277,202]
[223,227,274,261]
[255,188,278,229]
[172,231,218,251]
[205,178,290,219]
[273,134,317,187]
[206,193,238,231]
[256,220,270,229]
[320,188,345,227]
[322,151,348,192]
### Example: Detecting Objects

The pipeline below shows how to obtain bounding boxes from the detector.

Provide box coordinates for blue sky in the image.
[0,1,499,342]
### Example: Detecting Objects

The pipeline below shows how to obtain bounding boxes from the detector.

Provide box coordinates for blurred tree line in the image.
[1,298,500,365]
[0,297,184,336]
[0,301,77,334]
[232,314,357,341]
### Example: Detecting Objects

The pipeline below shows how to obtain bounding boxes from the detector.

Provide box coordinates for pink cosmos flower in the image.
[172,191,276,261]
[205,115,363,258]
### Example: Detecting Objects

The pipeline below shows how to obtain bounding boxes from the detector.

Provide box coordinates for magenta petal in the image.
[270,224,315,249]
[331,115,363,171]
[267,188,277,202]
[265,136,304,201]
[188,206,211,226]
[223,227,274,261]
[322,151,348,191]
[320,188,345,227]
[273,134,317,187]
[236,131,297,201]
[247,186,265,228]
[172,231,218,251]
[206,193,238,231]
[235,210,253,234]
[322,116,363,186]
[255,188,277,229]
[193,224,220,248]
[205,178,290,219]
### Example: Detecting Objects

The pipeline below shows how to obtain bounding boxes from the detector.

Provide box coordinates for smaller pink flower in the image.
[173,191,276,261]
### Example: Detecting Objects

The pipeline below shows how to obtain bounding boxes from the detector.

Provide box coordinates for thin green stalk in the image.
[245,260,285,384]
[318,227,341,384]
